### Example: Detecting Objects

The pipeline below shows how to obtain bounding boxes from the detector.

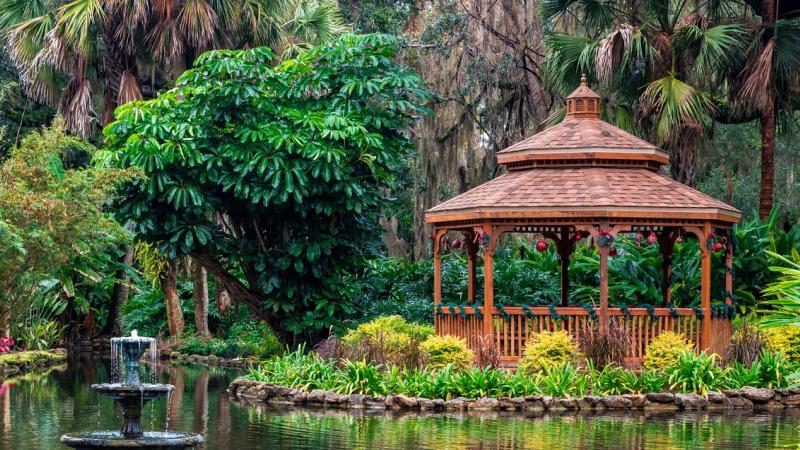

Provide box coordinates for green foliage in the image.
[667,351,723,395]
[341,315,433,364]
[643,332,695,372]
[541,362,589,398]
[760,250,800,331]
[104,34,431,337]
[419,335,473,370]
[0,121,134,328]
[519,330,581,374]
[761,325,800,364]
[15,321,64,351]
[225,320,285,359]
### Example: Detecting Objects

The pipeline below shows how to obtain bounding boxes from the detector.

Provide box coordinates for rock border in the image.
[162,351,253,369]
[229,379,800,413]
[0,349,68,378]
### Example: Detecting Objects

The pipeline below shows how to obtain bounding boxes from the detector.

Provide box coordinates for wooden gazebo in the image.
[424,77,741,365]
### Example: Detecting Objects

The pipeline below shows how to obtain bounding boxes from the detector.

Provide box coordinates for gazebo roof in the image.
[425,77,741,226]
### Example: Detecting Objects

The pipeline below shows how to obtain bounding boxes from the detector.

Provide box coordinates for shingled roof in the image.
[425,77,741,225]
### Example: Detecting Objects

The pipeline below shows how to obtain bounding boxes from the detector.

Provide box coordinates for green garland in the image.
[495,303,512,322]
[619,303,632,321]
[579,304,598,321]
[692,305,705,319]
[548,304,567,321]
[521,304,536,320]
[668,304,679,319]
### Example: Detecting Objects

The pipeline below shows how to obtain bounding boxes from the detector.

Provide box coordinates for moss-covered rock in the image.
[0,349,67,375]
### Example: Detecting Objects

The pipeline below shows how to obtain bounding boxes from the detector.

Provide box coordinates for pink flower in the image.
[0,337,14,353]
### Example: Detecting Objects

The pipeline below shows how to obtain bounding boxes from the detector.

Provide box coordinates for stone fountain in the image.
[60,331,203,450]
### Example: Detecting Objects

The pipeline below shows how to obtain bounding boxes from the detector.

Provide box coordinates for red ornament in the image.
[575,231,583,240]
[536,239,549,252]
[708,231,716,239]
[676,235,683,244]
[647,231,657,245]
[452,239,462,249]
[609,247,618,256]
[712,242,724,252]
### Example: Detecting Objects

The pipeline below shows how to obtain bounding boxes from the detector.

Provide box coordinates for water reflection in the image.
[0,358,798,449]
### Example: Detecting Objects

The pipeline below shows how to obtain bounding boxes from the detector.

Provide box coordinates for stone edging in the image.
[229,379,800,413]
[162,352,252,368]
[0,349,68,378]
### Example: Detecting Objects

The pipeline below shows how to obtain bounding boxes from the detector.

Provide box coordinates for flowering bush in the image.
[0,337,14,353]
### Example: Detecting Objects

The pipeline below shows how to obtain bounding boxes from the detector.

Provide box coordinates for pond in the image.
[1,357,799,449]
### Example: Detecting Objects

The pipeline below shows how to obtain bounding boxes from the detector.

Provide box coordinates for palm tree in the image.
[541,0,748,185]
[0,0,348,137]
[735,0,800,219]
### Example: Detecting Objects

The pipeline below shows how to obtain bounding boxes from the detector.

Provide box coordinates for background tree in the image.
[102,34,431,338]
[0,0,348,137]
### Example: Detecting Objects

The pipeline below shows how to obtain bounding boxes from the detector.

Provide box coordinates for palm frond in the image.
[179,0,218,51]
[639,73,713,145]
[283,0,349,46]
[740,37,774,112]
[59,76,95,138]
[544,32,598,95]
[595,24,632,86]
[674,23,746,81]
[117,70,142,104]
[55,0,104,57]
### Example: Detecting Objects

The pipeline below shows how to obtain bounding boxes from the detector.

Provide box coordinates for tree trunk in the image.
[160,260,184,336]
[102,245,134,336]
[215,277,231,316]
[759,0,777,220]
[192,264,210,337]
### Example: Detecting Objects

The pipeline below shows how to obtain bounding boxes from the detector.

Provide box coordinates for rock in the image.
[393,394,419,409]
[644,400,680,411]
[707,392,725,404]
[582,396,605,409]
[675,394,707,410]
[508,397,525,411]
[646,392,676,403]
[602,395,632,409]
[445,397,469,411]
[741,387,774,403]
[324,392,349,407]
[542,396,555,408]
[470,398,499,411]
[363,396,386,409]
[418,398,434,410]
[558,398,579,410]
[307,389,326,404]
[348,394,365,408]
[524,396,545,411]
[721,388,743,397]
[780,394,800,406]
[292,392,309,404]
[432,399,445,411]
[623,394,646,408]
[724,396,754,409]
[755,399,785,410]
[497,398,515,410]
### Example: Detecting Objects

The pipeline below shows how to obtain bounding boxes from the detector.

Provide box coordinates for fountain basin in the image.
[60,431,203,450]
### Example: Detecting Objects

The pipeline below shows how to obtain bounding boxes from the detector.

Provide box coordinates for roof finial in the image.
[580,73,588,86]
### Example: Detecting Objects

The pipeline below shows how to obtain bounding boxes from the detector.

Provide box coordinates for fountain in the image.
[60,331,203,450]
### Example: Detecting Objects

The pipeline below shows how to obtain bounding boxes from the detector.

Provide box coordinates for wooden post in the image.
[433,228,446,334]
[559,227,572,306]
[725,231,734,306]
[598,221,610,334]
[482,224,496,339]
[658,229,675,306]
[466,231,477,303]
[701,223,712,352]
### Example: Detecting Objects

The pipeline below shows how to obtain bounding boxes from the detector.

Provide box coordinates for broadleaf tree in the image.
[103,34,431,337]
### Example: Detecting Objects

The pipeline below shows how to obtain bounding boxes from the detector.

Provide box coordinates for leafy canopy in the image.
[103,34,431,336]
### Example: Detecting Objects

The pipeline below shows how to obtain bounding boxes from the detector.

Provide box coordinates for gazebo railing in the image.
[435,306,733,366]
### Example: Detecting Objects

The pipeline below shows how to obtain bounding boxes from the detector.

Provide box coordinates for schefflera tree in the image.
[103,34,431,338]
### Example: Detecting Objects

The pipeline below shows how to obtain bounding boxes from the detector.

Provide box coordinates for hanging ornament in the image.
[676,232,683,244]
[598,228,614,247]
[647,231,658,245]
[712,242,725,253]
[452,239,462,250]
[575,231,583,241]
[609,247,619,256]
[536,239,549,252]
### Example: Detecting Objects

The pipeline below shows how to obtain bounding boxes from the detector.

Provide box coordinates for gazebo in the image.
[424,77,741,365]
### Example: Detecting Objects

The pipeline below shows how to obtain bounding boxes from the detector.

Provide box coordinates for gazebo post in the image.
[433,228,446,334]
[658,229,676,305]
[599,222,610,333]
[466,231,477,303]
[700,222,712,351]
[725,231,734,306]
[558,227,572,306]
[482,223,496,340]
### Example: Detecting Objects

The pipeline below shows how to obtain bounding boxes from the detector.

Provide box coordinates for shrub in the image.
[420,335,473,370]
[541,362,589,397]
[226,321,284,359]
[589,364,629,395]
[725,320,763,367]
[762,326,800,363]
[643,332,694,371]
[17,321,63,350]
[519,330,582,374]
[476,334,501,369]
[579,322,630,369]
[340,315,433,367]
[667,350,723,395]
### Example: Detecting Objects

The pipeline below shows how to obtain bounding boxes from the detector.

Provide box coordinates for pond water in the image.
[1,357,799,449]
